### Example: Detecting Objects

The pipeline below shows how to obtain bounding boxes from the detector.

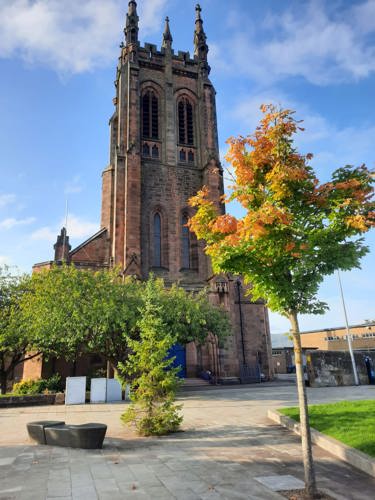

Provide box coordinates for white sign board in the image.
[106,378,122,402]
[65,376,86,405]
[90,378,107,403]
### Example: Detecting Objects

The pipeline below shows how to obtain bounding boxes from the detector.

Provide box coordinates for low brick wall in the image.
[0,393,65,408]
[306,350,375,387]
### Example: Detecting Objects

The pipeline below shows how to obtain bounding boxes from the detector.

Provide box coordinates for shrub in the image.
[12,374,63,395]
[119,280,183,436]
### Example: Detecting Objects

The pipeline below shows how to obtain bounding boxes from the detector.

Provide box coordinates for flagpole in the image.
[62,199,68,261]
[337,270,359,386]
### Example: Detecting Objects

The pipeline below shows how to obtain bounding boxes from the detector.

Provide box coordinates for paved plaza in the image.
[0,382,374,499]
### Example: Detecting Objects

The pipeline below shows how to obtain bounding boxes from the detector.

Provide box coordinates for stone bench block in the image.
[45,423,107,449]
[27,421,65,445]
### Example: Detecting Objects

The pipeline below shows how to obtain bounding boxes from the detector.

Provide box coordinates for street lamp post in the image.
[337,270,359,386]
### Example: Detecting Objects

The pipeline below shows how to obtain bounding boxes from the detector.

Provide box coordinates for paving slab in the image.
[0,383,374,499]
[254,474,305,491]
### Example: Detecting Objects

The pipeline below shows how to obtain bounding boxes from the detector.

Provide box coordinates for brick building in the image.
[25,2,273,384]
[300,322,375,352]
[271,335,295,374]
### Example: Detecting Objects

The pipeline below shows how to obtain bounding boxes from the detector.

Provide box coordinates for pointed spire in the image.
[124,0,139,47]
[194,4,210,74]
[162,16,173,49]
[195,4,203,32]
[54,227,71,262]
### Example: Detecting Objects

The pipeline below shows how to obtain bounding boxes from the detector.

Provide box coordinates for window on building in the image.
[179,149,186,162]
[153,213,161,267]
[181,214,199,270]
[152,144,159,158]
[188,150,194,163]
[143,143,150,157]
[181,214,190,269]
[178,98,194,146]
[142,91,158,139]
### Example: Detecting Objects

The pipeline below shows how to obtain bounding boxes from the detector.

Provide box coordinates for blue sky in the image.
[0,0,374,334]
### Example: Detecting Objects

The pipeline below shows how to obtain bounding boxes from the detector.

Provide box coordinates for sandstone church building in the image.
[26,2,272,383]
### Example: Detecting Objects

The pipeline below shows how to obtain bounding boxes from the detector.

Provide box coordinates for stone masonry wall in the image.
[307,350,375,387]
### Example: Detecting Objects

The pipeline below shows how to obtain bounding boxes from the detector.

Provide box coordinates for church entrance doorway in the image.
[168,344,186,378]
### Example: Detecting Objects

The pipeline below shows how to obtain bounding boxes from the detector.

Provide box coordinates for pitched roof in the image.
[271,334,294,349]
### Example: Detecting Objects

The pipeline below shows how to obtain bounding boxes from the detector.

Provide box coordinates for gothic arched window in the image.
[143,143,150,157]
[181,214,190,269]
[179,149,186,162]
[142,90,158,139]
[153,213,162,267]
[178,98,194,146]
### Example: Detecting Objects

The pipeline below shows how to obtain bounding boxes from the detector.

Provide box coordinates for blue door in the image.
[168,344,186,378]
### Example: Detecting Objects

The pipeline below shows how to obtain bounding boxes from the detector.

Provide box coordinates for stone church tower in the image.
[32,2,273,382]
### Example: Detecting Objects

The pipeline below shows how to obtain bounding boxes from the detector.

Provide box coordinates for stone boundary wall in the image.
[0,393,65,408]
[268,409,375,478]
[306,350,375,387]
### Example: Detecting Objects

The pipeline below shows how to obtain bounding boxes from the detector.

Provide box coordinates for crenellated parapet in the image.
[116,1,211,84]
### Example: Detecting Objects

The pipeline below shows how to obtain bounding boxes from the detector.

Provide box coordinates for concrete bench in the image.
[27,421,65,445]
[27,421,107,449]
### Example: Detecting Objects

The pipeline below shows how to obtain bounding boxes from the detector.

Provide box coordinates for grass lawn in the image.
[280,399,375,458]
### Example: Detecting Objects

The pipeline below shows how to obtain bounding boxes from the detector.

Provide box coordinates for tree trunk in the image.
[106,361,114,379]
[289,311,317,499]
[0,371,7,395]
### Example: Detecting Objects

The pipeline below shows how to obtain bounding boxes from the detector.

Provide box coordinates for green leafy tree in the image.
[120,279,183,436]
[188,105,374,498]
[22,267,229,382]
[22,266,142,373]
[0,266,34,394]
[82,271,142,372]
[21,265,93,368]
[147,278,230,347]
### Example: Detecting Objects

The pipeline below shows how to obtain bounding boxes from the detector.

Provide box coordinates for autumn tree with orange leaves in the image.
[188,104,374,498]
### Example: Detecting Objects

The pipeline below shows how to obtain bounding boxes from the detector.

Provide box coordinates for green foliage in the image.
[281,400,375,457]
[122,399,182,436]
[119,280,183,436]
[140,278,230,348]
[1,263,228,396]
[0,266,33,394]
[12,374,63,395]
[22,264,102,360]
[189,106,374,318]
[21,265,142,365]
[23,266,229,370]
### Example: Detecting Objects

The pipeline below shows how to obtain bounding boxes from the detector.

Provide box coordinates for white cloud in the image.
[30,226,56,242]
[0,217,36,230]
[230,90,291,135]
[139,0,168,36]
[0,255,12,266]
[352,0,375,34]
[66,214,99,239]
[0,0,168,74]
[31,214,98,242]
[211,0,375,85]
[0,193,16,208]
[230,90,375,177]
[64,175,83,195]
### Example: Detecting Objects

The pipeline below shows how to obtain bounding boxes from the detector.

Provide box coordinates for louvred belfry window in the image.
[178,98,194,146]
[142,91,158,139]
